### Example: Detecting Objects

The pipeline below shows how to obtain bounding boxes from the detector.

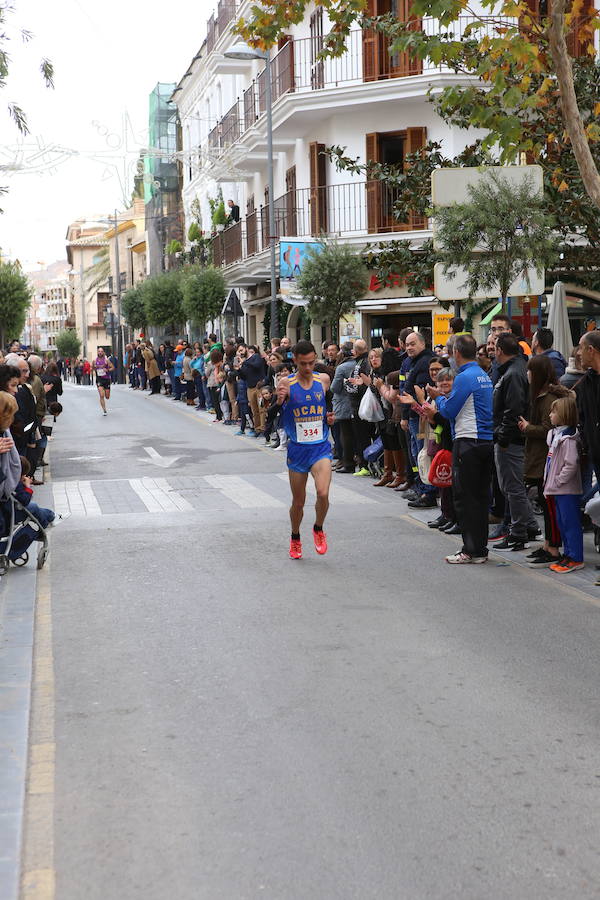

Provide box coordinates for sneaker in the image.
[493,536,530,551]
[289,538,302,560]
[489,525,508,541]
[549,558,584,574]
[528,550,559,567]
[353,467,371,477]
[234,430,245,435]
[313,528,327,555]
[246,429,256,436]
[407,496,437,509]
[527,526,542,540]
[102,410,107,416]
[525,546,546,560]
[446,551,487,565]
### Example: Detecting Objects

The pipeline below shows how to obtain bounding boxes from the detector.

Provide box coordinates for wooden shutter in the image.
[567,0,595,57]
[274,34,294,99]
[366,132,381,233]
[309,143,328,235]
[405,127,427,230]
[362,0,379,82]
[389,0,422,76]
[285,166,297,236]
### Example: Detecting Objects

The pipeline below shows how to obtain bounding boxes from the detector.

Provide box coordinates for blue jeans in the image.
[172,372,183,400]
[554,494,583,562]
[203,379,212,408]
[17,501,55,528]
[408,418,436,496]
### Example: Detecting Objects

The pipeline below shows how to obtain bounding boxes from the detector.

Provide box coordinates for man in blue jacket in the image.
[428,333,494,564]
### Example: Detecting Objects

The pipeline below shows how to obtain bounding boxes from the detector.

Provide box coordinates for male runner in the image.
[276,340,335,559]
[93,347,114,416]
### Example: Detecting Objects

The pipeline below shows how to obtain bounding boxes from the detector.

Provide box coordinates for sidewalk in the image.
[0,564,39,900]
[406,505,600,596]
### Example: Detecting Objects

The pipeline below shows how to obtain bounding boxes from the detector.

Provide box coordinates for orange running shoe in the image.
[313,528,328,555]
[549,558,584,574]
[289,538,302,560]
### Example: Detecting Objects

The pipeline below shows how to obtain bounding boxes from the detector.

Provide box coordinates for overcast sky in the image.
[0,0,214,271]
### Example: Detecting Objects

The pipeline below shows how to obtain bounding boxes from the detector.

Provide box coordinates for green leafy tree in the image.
[142,271,185,327]
[237,0,600,209]
[182,266,226,327]
[433,171,557,307]
[0,260,30,347]
[55,329,81,360]
[297,242,368,341]
[121,286,148,330]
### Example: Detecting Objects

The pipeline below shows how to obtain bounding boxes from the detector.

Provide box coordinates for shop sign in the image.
[433,313,453,347]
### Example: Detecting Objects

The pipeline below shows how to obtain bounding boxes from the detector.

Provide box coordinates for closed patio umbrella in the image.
[546,281,572,361]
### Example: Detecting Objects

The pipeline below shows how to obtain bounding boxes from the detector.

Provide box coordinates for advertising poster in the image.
[280,241,321,280]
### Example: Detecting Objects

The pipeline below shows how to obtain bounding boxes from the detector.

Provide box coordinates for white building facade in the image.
[172,1,508,346]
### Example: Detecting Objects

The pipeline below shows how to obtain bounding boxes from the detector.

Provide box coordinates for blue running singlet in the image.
[282,373,332,473]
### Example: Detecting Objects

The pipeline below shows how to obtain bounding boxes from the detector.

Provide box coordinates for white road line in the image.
[204,474,285,509]
[152,478,193,511]
[275,471,376,504]
[138,477,188,512]
[51,482,70,516]
[77,481,102,517]
[129,479,166,513]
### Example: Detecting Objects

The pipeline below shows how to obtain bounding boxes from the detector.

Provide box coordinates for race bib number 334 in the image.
[296,420,323,444]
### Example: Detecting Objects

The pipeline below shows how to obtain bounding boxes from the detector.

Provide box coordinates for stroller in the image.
[0,494,50,576]
[363,436,384,479]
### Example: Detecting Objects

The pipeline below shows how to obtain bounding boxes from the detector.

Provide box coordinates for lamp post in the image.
[98,212,125,383]
[224,42,279,339]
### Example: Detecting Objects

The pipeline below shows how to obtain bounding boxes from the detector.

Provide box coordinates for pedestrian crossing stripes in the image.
[204,474,285,508]
[274,472,376,505]
[51,472,377,518]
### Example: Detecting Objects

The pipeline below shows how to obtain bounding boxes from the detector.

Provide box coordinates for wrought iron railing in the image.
[209,180,427,267]
[205,17,514,158]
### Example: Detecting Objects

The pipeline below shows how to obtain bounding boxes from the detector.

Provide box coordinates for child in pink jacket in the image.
[543,395,583,574]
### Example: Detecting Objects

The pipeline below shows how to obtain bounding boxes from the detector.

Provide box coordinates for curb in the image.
[0,564,38,900]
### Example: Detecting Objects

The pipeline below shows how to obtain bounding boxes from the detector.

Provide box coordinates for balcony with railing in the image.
[205,17,512,159]
[206,0,238,54]
[209,180,427,269]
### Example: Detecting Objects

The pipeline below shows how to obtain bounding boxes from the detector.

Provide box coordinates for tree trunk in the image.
[548,0,600,209]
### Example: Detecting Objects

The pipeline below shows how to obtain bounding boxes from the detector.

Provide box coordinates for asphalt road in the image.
[30,382,600,899]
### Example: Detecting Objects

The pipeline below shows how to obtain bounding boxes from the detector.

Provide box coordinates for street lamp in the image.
[224,41,279,339]
[98,212,125,383]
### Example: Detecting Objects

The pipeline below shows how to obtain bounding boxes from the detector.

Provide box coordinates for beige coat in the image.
[142,348,160,380]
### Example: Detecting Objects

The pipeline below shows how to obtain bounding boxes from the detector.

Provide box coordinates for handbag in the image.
[417,446,432,484]
[358,388,384,423]
[428,449,453,487]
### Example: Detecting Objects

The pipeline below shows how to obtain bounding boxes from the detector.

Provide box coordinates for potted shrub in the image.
[212,200,227,233]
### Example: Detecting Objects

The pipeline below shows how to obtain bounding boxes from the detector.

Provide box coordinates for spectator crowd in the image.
[117,317,600,577]
[0,341,63,566]
[7,311,600,581]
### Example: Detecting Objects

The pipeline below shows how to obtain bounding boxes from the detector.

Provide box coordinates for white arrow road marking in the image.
[139,446,181,468]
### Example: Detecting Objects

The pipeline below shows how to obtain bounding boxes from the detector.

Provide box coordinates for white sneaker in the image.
[445,551,487,565]
[102,411,107,416]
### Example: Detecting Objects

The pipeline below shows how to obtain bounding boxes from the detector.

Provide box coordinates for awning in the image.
[131,240,146,254]
[479,301,503,326]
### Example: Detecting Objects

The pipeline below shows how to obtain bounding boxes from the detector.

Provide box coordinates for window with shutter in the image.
[310,9,325,89]
[362,0,422,81]
[521,0,593,56]
[309,143,328,235]
[366,128,427,233]
[285,166,297,236]
[366,132,381,233]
